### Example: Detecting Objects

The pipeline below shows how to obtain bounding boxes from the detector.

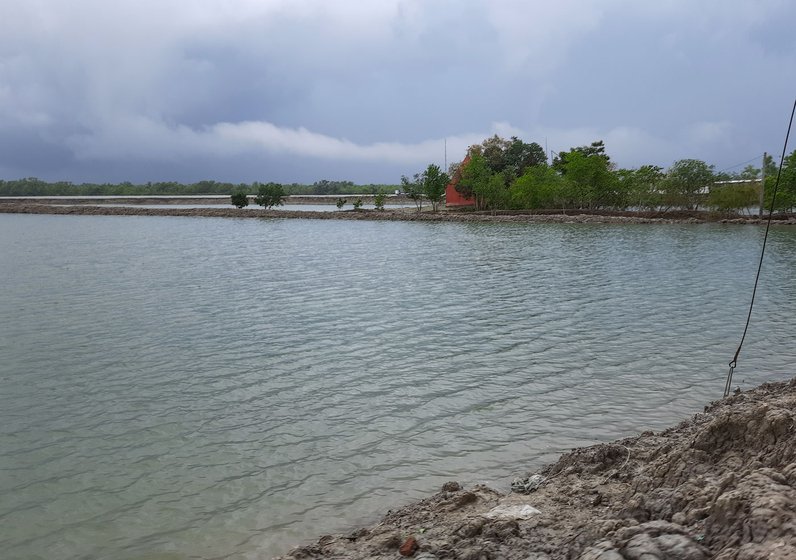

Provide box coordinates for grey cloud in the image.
[0,0,794,183]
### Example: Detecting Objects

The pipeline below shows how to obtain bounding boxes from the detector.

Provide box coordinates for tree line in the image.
[0,178,398,197]
[449,135,796,214]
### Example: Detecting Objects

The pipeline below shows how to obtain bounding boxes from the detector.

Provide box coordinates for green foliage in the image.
[662,159,714,210]
[230,191,249,208]
[560,150,617,209]
[504,137,547,179]
[614,165,665,210]
[310,179,354,195]
[465,135,547,183]
[738,164,760,180]
[421,164,449,212]
[254,182,285,209]
[401,173,423,212]
[0,178,400,197]
[352,197,363,210]
[510,165,565,209]
[479,135,511,174]
[709,183,759,215]
[483,173,509,213]
[459,153,492,210]
[335,198,347,209]
[553,140,610,173]
[764,150,796,212]
[373,192,386,211]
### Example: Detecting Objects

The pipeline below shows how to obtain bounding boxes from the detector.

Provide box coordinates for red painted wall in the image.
[445,184,475,206]
[445,155,475,207]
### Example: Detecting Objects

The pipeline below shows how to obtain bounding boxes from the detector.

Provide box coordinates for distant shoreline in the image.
[1,201,795,225]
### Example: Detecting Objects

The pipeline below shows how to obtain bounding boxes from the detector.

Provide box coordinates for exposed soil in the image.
[2,202,796,225]
[277,377,796,559]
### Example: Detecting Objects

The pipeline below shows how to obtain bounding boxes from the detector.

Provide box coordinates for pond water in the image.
[1,214,794,559]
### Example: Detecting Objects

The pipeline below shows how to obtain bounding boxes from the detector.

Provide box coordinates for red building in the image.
[445,155,475,207]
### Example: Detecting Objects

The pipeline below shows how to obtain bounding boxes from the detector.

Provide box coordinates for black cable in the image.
[725,98,796,398]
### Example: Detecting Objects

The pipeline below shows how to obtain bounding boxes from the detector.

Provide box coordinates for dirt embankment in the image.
[278,378,796,560]
[3,202,796,225]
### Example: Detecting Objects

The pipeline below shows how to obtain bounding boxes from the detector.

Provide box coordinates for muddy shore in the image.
[278,377,796,560]
[2,201,796,225]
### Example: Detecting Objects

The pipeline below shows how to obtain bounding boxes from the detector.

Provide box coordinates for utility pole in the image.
[759,152,766,219]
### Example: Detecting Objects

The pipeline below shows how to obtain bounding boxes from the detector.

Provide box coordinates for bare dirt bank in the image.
[2,202,796,225]
[278,377,796,560]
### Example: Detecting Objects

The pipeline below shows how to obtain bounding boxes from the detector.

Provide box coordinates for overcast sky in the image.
[1,0,794,184]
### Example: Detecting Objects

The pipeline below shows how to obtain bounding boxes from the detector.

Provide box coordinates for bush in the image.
[254,183,285,209]
[230,191,249,208]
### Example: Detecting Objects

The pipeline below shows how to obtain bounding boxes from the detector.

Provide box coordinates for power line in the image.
[717,154,765,174]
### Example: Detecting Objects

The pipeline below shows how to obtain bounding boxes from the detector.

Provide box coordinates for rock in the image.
[578,541,626,560]
[399,536,419,556]
[456,518,485,538]
[655,533,707,560]
[483,504,541,520]
[512,474,547,494]
[372,532,402,551]
[275,378,796,560]
[482,519,519,540]
[456,547,490,560]
[623,532,662,559]
[441,481,461,492]
[450,491,478,509]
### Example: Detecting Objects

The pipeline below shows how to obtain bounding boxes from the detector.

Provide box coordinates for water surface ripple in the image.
[1,215,794,559]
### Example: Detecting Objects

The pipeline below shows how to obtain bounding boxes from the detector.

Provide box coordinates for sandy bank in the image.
[2,202,796,225]
[278,377,796,559]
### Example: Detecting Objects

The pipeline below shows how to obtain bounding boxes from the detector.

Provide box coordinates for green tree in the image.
[230,191,249,208]
[336,197,347,209]
[480,135,511,174]
[708,183,758,215]
[739,164,760,180]
[352,197,363,210]
[662,159,714,210]
[615,165,665,210]
[254,182,285,209]
[401,173,424,212]
[459,152,493,210]
[553,140,610,173]
[480,172,509,213]
[560,151,617,209]
[764,150,796,212]
[510,165,565,209]
[421,163,449,212]
[504,137,547,179]
[312,179,355,195]
[373,192,386,211]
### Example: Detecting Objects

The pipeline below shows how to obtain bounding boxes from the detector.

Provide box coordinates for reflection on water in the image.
[0,215,793,559]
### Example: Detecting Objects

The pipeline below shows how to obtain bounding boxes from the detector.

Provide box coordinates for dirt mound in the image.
[5,202,796,226]
[275,377,795,559]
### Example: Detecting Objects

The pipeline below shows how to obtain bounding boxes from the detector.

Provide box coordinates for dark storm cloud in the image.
[0,0,794,183]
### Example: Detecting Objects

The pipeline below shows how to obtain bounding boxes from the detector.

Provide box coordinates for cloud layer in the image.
[1,0,794,182]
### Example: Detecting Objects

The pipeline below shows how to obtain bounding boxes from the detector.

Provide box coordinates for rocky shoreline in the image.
[2,202,796,225]
[278,377,796,560]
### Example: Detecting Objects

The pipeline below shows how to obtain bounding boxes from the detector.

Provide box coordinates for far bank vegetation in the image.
[441,135,796,215]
